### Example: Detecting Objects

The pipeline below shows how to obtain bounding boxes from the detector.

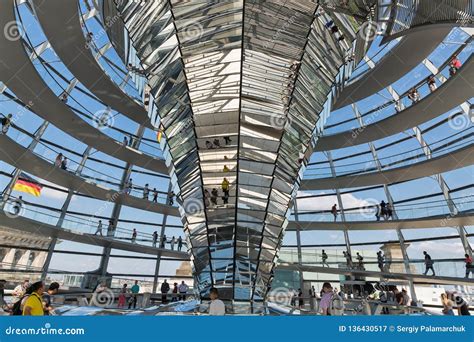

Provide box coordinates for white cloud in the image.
[408,240,464,259]
[33,179,75,202]
[296,191,375,211]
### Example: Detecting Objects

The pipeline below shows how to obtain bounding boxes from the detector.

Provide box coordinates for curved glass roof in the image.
[0,0,472,311]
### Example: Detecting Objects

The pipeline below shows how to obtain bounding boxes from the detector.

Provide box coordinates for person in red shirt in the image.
[449,55,462,76]
[465,254,473,278]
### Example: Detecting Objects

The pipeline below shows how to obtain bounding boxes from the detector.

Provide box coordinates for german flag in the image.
[13,172,42,197]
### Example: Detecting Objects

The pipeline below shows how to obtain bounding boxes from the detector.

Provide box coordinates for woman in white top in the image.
[209,288,225,315]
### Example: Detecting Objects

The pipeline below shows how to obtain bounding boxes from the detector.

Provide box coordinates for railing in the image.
[78,0,144,103]
[345,37,400,85]
[267,296,428,315]
[15,3,164,160]
[304,126,474,178]
[1,195,185,252]
[1,123,172,205]
[278,251,471,279]
[292,195,474,221]
[323,40,472,134]
[382,0,474,40]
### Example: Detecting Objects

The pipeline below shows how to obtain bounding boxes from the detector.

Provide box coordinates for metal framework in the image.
[113,0,359,303]
[0,0,472,313]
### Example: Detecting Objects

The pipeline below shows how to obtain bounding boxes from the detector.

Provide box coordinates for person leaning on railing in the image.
[465,254,473,278]
[0,113,13,134]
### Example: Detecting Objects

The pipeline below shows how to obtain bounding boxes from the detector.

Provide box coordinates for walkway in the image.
[0,134,178,216]
[276,263,474,286]
[0,5,167,174]
[317,55,474,151]
[32,0,153,129]
[0,211,189,258]
[287,212,474,231]
[333,27,451,110]
[301,143,474,190]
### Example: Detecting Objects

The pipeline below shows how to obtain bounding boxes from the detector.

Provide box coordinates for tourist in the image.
[465,253,473,278]
[319,282,333,316]
[375,204,381,221]
[12,279,29,303]
[1,113,12,134]
[427,75,437,92]
[380,200,387,219]
[42,282,60,315]
[223,136,232,145]
[222,190,229,205]
[394,287,403,305]
[290,289,297,306]
[123,136,128,146]
[0,279,6,308]
[401,289,410,306]
[441,293,454,315]
[118,284,128,308]
[128,280,140,309]
[211,188,218,205]
[213,138,220,148]
[152,188,158,203]
[386,203,393,220]
[143,184,149,200]
[222,178,229,204]
[22,281,45,316]
[131,229,137,243]
[85,32,93,45]
[331,204,338,221]
[94,220,103,236]
[423,251,435,276]
[59,92,68,103]
[455,294,471,316]
[94,281,108,294]
[223,165,230,172]
[298,288,304,309]
[394,100,402,112]
[449,54,462,76]
[408,87,420,104]
[343,251,352,269]
[205,140,213,149]
[321,249,329,267]
[178,281,188,300]
[204,189,211,207]
[177,236,183,251]
[55,153,63,167]
[107,220,115,236]
[378,289,388,313]
[171,283,178,302]
[125,178,132,195]
[309,285,317,311]
[61,157,68,170]
[161,280,170,304]
[377,251,384,272]
[356,252,364,270]
[168,191,175,205]
[161,234,167,249]
[170,236,176,250]
[208,287,225,315]
[152,231,158,247]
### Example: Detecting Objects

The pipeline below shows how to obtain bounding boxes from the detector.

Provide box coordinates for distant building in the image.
[0,226,51,283]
